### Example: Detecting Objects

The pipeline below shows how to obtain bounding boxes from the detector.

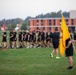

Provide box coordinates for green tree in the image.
[11,24,16,29]
[7,24,16,30]
[51,12,56,18]
[21,22,28,30]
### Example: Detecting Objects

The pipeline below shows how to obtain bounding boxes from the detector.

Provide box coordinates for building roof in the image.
[29,18,76,20]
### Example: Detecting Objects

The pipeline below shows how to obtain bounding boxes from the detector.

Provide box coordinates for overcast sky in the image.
[0,0,76,20]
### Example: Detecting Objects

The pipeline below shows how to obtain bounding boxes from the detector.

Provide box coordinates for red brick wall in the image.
[30,18,76,32]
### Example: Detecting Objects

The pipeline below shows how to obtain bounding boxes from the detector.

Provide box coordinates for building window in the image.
[60,19,61,25]
[41,20,44,26]
[36,25,39,30]
[41,20,43,22]
[43,27,45,30]
[49,20,51,25]
[49,27,51,30]
[41,23,43,26]
[66,19,68,22]
[36,27,39,30]
[49,20,51,22]
[60,19,61,22]
[36,20,39,25]
[37,20,39,23]
[54,20,55,25]
[71,19,74,25]
[49,23,51,25]
[66,19,68,25]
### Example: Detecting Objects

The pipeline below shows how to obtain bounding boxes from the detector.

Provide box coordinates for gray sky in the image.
[0,0,76,20]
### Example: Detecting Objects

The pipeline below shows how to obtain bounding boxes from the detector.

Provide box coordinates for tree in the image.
[56,10,62,17]
[24,16,32,24]
[11,24,16,29]
[21,22,28,30]
[51,12,56,18]
[7,24,16,30]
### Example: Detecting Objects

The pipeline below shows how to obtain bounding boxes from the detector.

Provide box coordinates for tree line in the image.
[0,10,70,30]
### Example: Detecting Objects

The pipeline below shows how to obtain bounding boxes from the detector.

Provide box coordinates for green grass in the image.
[0,48,76,75]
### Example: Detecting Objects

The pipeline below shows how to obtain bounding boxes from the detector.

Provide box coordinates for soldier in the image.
[2,31,8,50]
[50,28,60,59]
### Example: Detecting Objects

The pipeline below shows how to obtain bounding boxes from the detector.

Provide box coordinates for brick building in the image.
[29,18,76,32]
[29,10,76,32]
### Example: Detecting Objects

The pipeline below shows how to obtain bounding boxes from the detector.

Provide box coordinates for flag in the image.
[59,15,70,56]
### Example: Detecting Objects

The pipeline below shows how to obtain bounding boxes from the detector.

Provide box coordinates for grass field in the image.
[0,47,76,75]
